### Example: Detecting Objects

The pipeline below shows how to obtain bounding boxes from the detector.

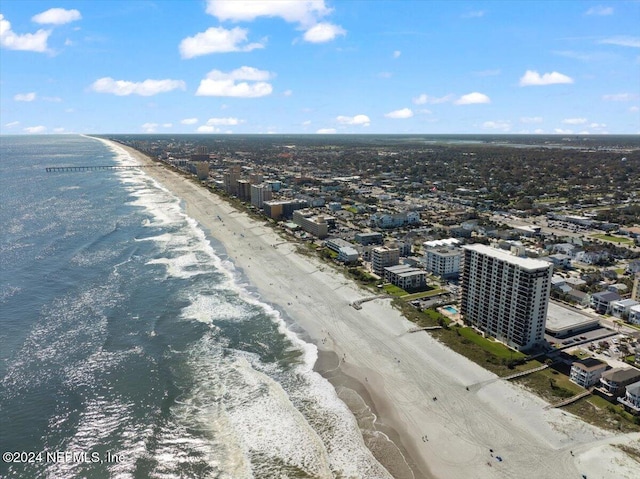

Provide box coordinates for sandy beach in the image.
[107,138,640,479]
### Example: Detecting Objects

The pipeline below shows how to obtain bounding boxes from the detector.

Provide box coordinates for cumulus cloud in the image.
[336,114,370,126]
[562,118,588,125]
[303,22,345,43]
[603,93,639,101]
[599,36,640,48]
[554,128,574,134]
[181,118,199,125]
[14,92,37,102]
[0,14,50,52]
[90,77,186,96]
[585,6,613,16]
[393,50,401,58]
[32,8,81,25]
[412,93,454,105]
[24,125,47,133]
[205,117,243,126]
[385,108,413,119]
[455,92,491,105]
[316,128,337,134]
[179,26,264,58]
[197,125,220,133]
[482,120,511,131]
[520,116,543,123]
[206,0,331,26]
[205,0,344,43]
[519,70,574,86]
[141,123,158,133]
[196,66,273,97]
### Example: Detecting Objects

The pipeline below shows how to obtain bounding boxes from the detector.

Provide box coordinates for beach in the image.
[108,138,640,479]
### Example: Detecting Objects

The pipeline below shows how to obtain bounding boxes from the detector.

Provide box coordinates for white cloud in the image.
[196,66,273,97]
[385,108,413,119]
[534,129,545,134]
[630,106,639,113]
[602,93,638,101]
[377,71,393,79]
[162,123,173,128]
[43,96,62,102]
[455,92,491,105]
[585,6,613,16]
[90,77,186,96]
[302,120,312,126]
[599,36,640,48]
[316,128,336,134]
[32,8,81,25]
[206,0,331,26]
[393,50,401,58]
[24,125,47,133]
[181,118,199,125]
[562,118,587,125]
[520,116,543,123]
[206,117,243,126]
[283,89,293,96]
[179,26,264,59]
[52,127,65,133]
[14,92,36,102]
[336,114,370,126]
[554,128,573,134]
[412,93,454,104]
[0,14,50,52]
[590,122,607,129]
[482,120,511,131]
[303,22,345,43]
[142,123,158,133]
[519,70,574,86]
[5,121,20,127]
[197,125,220,133]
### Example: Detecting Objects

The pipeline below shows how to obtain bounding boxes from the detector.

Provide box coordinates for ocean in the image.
[0,135,391,479]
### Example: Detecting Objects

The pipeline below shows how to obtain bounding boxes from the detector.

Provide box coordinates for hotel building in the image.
[460,244,553,352]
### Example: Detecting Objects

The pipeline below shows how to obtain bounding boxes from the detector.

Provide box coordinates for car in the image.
[579,336,587,340]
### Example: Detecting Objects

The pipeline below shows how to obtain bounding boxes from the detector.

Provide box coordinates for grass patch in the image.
[382,284,407,297]
[401,288,445,300]
[564,396,640,433]
[458,328,527,361]
[590,233,634,244]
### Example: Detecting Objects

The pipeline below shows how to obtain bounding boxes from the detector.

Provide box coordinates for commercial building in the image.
[263,200,307,220]
[460,244,553,352]
[325,238,359,263]
[371,246,400,276]
[355,232,384,246]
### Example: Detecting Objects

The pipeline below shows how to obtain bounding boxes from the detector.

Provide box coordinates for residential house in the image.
[618,381,640,414]
[595,368,640,402]
[570,358,608,388]
[611,299,640,319]
[591,291,622,314]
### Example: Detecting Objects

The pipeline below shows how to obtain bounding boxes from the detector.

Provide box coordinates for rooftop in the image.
[462,243,552,271]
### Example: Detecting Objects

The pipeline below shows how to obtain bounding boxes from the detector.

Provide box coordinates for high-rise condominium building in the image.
[460,244,552,352]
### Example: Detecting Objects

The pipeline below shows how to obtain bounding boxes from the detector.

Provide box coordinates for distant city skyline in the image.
[1,0,639,135]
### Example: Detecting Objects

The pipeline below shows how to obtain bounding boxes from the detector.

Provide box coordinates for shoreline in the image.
[103,137,640,479]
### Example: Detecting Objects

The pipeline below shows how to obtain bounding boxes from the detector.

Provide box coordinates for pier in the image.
[45,165,159,172]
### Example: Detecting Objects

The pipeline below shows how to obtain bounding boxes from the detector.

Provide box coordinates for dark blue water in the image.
[0,135,389,479]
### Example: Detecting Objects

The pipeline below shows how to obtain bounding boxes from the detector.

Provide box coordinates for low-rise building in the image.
[595,368,640,402]
[618,381,640,414]
[355,232,384,246]
[570,358,608,388]
[325,238,359,263]
[612,299,640,319]
[629,304,640,325]
[383,265,427,292]
[591,291,622,315]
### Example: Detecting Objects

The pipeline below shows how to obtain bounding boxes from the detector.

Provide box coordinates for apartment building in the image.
[292,209,329,239]
[460,244,552,352]
[424,246,462,279]
[570,358,608,388]
[371,246,400,276]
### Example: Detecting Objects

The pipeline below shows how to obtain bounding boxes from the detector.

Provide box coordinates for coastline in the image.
[103,137,640,479]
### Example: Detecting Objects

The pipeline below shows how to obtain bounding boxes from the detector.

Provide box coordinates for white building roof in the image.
[462,244,551,271]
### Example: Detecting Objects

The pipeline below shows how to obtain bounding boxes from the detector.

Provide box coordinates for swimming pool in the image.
[443,306,459,314]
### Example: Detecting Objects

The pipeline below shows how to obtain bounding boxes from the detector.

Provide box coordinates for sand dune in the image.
[106,138,639,479]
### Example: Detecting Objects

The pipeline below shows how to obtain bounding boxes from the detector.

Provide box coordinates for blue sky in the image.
[1,0,639,135]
